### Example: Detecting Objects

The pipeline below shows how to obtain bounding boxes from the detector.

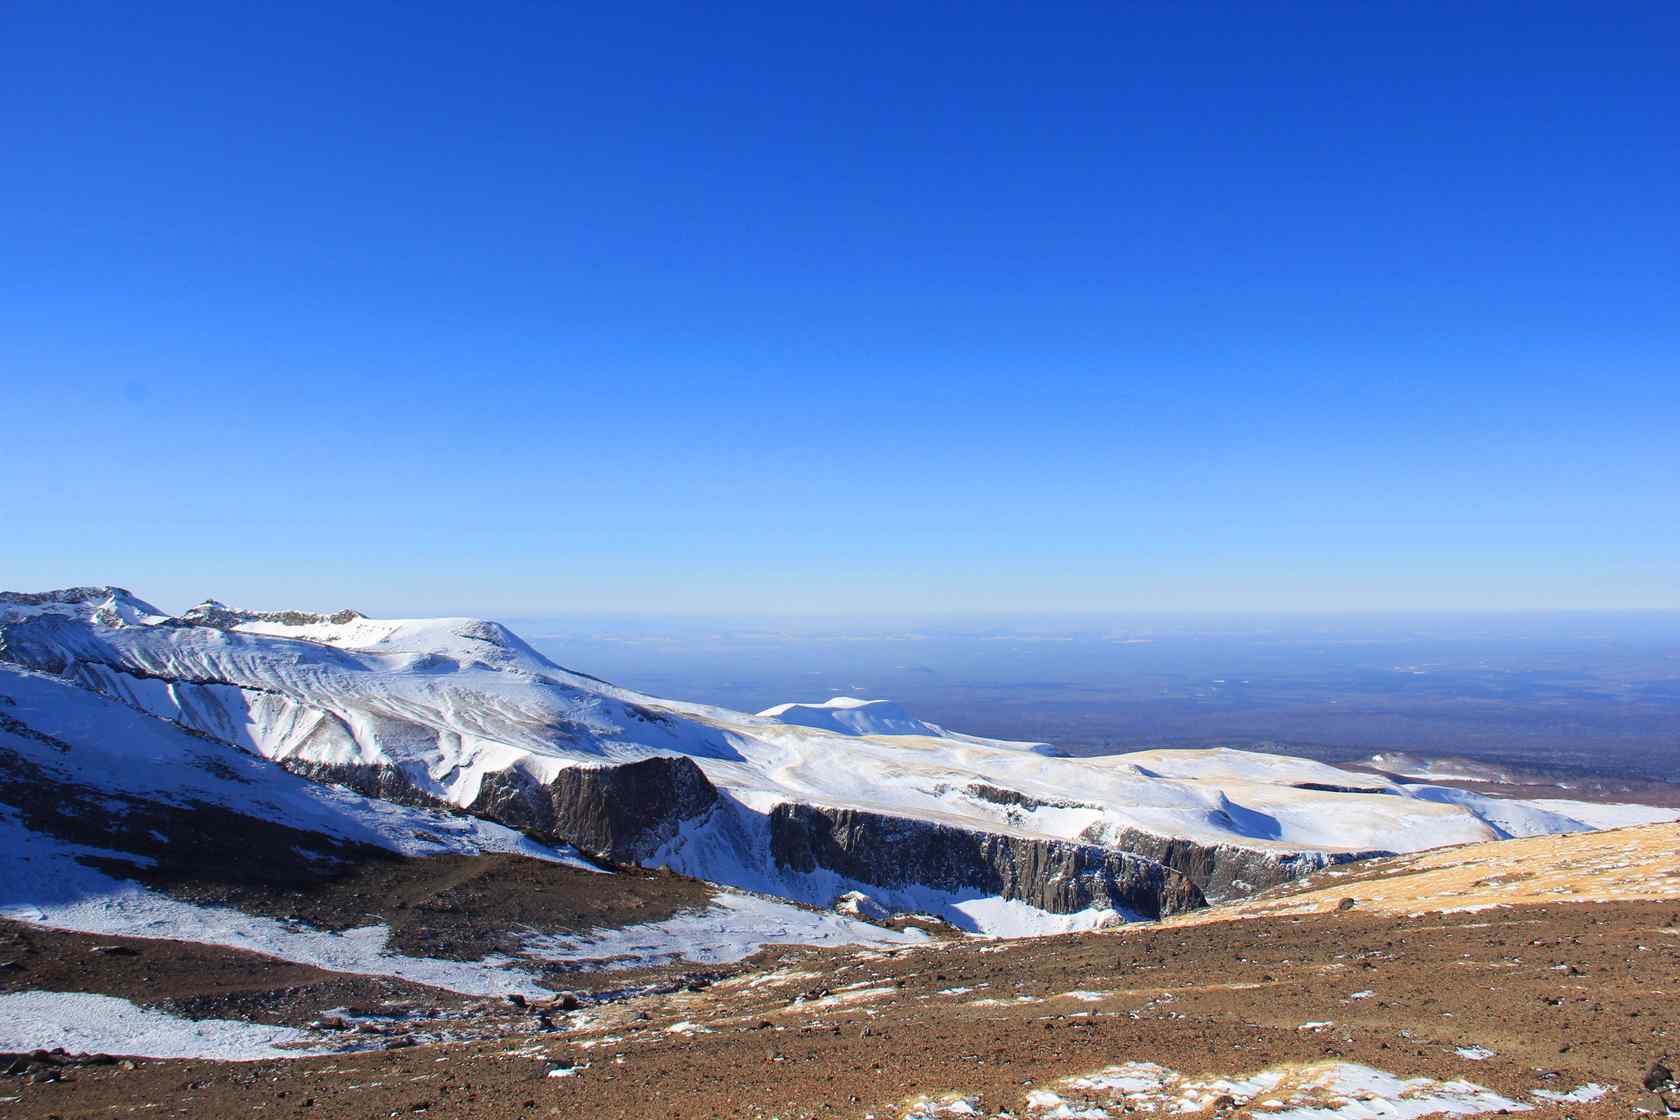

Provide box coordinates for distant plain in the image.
[520,612,1680,785]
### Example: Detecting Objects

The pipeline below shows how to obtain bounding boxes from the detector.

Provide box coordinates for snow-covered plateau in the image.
[3,587,1674,938]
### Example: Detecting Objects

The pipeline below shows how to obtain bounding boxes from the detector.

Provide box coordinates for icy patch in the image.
[969,994,1044,1007]
[951,896,1132,936]
[1437,904,1506,915]
[903,1093,986,1118]
[517,889,924,969]
[1455,1046,1495,1060]
[1024,1061,1530,1119]
[666,1021,714,1035]
[1532,1084,1608,1103]
[0,991,323,1060]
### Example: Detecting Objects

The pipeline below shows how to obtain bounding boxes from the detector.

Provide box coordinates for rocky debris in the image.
[1646,1058,1676,1107]
[1,1047,141,1083]
[770,803,1204,918]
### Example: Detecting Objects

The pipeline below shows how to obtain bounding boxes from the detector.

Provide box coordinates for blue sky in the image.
[4,3,1677,616]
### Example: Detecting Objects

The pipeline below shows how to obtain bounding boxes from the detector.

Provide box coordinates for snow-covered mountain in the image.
[4,587,1674,934]
[0,662,919,995]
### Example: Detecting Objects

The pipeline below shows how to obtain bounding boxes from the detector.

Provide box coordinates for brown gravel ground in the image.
[0,922,477,1027]
[3,897,1675,1120]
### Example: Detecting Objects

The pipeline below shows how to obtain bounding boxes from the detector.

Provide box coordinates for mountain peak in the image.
[0,586,166,625]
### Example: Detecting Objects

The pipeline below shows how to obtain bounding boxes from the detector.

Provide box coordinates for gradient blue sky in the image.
[5,3,1677,617]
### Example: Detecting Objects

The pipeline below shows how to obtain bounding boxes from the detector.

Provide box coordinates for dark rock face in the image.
[278,759,439,809]
[180,602,365,630]
[471,755,719,862]
[964,783,1091,812]
[1292,781,1391,795]
[768,803,1205,919]
[1096,826,1388,903]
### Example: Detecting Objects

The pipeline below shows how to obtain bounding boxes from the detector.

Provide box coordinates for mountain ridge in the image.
[3,586,1674,933]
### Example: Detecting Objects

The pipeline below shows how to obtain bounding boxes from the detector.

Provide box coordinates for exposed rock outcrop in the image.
[181,601,365,630]
[964,783,1092,812]
[1095,826,1388,903]
[471,755,719,862]
[278,758,439,809]
[769,803,1205,919]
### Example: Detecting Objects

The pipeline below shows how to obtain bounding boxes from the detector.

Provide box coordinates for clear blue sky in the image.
[5,3,1677,616]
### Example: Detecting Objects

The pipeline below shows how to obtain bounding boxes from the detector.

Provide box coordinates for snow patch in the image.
[0,991,323,1061]
[1532,1084,1609,1103]
[1025,1060,1530,1120]
[516,890,925,970]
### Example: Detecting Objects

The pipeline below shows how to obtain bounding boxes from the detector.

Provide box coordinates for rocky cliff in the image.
[769,803,1205,919]
[471,755,719,862]
[1095,826,1388,902]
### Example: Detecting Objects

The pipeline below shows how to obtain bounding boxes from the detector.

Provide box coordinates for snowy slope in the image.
[5,587,1674,934]
[0,660,597,867]
[0,660,919,988]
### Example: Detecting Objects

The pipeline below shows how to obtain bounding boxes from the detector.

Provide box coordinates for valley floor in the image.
[3,885,1675,1117]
